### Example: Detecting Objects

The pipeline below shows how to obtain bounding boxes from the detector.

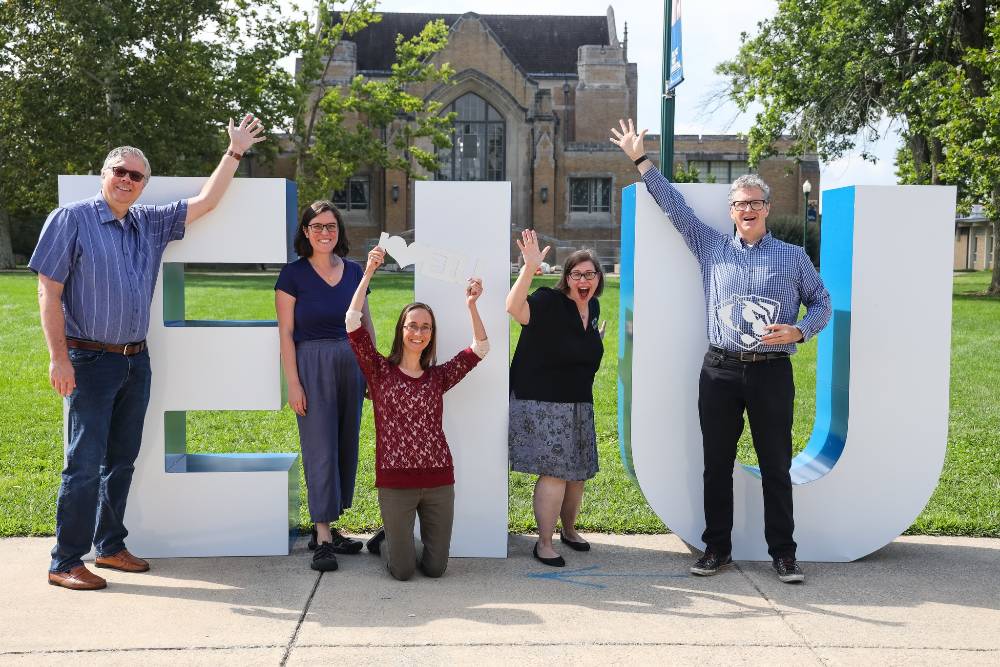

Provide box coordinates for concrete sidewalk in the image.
[2,534,999,665]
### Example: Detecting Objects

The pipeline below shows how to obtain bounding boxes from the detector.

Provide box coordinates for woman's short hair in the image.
[387,302,437,370]
[293,200,349,258]
[555,249,605,298]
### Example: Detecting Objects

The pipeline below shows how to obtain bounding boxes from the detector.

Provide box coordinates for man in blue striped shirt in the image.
[30,114,265,591]
[611,119,831,584]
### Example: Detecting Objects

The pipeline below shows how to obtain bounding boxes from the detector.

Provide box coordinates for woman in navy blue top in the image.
[275,201,374,572]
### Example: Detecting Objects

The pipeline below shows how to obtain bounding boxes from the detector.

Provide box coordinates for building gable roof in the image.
[352,12,610,76]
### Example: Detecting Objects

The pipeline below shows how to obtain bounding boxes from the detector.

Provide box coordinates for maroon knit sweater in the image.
[348,327,481,488]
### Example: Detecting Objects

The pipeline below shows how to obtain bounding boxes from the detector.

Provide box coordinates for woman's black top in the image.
[509,287,604,403]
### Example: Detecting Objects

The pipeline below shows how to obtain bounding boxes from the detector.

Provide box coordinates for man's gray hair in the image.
[728,174,771,203]
[102,146,151,179]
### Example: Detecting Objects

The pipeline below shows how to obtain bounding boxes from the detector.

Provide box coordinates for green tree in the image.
[0,0,300,268]
[291,1,455,205]
[920,20,1000,293]
[717,0,999,293]
[716,0,967,172]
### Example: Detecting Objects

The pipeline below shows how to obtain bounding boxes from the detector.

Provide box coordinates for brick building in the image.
[264,8,819,264]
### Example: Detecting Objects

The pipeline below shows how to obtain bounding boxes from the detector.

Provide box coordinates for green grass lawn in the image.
[1,270,997,537]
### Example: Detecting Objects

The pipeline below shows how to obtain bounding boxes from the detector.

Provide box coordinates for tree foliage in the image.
[718,0,1000,294]
[291,1,455,205]
[0,0,300,267]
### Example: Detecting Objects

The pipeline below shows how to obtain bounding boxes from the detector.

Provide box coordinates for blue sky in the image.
[295,1,901,191]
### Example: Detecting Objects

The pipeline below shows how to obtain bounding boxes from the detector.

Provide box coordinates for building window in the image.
[332,177,369,211]
[570,178,612,214]
[686,160,751,184]
[436,93,506,182]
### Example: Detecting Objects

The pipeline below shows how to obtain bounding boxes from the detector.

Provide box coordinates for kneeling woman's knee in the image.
[420,561,448,578]
[388,561,416,581]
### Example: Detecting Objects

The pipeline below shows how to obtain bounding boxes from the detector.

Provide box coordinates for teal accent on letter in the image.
[618,184,637,482]
[743,186,853,484]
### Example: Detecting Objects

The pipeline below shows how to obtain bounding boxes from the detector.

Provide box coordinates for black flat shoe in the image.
[366,528,386,556]
[533,543,565,567]
[559,530,591,552]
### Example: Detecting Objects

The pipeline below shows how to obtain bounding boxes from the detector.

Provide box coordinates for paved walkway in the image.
[3,534,999,665]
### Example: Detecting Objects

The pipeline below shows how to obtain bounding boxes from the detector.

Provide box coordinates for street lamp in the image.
[802,179,812,254]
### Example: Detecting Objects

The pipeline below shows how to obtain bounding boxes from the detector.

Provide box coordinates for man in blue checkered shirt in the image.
[30,115,265,591]
[612,119,831,584]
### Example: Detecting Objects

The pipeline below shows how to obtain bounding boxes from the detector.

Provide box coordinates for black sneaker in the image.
[307,526,319,551]
[773,557,804,583]
[690,551,733,576]
[330,528,364,555]
[310,542,339,572]
[366,528,386,556]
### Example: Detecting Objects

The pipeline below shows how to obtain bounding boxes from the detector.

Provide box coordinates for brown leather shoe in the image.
[48,565,107,590]
[95,549,150,573]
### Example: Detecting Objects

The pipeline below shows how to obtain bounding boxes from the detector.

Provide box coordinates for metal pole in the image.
[803,192,809,253]
[660,0,674,179]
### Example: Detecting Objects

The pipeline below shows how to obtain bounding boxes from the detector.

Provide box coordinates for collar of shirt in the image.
[732,230,774,250]
[92,193,139,230]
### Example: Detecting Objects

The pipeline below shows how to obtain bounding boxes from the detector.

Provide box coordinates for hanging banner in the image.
[669,0,684,90]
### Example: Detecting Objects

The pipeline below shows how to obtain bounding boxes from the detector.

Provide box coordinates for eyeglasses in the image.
[731,200,768,211]
[568,270,598,281]
[402,324,433,334]
[307,223,338,233]
[109,166,146,182]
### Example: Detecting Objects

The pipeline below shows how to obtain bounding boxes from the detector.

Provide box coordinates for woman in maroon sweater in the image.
[346,246,489,580]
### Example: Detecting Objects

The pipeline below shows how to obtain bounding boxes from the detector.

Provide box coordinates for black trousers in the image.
[698,350,796,559]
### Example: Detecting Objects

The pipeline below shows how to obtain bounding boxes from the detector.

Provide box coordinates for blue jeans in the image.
[50,348,152,573]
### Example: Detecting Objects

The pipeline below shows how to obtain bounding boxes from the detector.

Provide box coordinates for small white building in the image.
[954,204,995,271]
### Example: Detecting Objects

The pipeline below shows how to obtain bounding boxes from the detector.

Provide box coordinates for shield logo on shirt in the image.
[715,295,781,350]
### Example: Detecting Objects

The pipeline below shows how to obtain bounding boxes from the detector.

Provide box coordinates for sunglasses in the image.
[109,166,146,182]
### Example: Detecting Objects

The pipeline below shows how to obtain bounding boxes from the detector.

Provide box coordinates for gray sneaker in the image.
[690,552,733,576]
[773,557,805,583]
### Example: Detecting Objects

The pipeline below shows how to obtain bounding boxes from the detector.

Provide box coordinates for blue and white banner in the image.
[669,0,684,90]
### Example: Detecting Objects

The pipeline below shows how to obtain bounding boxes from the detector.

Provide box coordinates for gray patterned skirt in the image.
[508,395,599,481]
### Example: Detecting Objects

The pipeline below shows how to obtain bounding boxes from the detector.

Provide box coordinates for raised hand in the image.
[609,118,648,161]
[227,113,266,154]
[366,246,385,275]
[466,277,484,307]
[515,229,551,270]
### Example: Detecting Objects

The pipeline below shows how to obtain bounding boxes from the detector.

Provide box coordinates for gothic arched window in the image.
[436,93,505,181]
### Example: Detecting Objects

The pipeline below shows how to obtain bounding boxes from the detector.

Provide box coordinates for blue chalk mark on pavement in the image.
[527,565,689,589]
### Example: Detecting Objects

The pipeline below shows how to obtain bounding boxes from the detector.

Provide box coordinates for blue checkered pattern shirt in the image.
[29,193,188,345]
[642,167,831,354]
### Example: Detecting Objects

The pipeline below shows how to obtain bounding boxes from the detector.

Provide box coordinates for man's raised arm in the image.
[610,118,720,257]
[185,113,266,224]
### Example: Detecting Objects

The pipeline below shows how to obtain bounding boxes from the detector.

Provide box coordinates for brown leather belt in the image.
[67,338,146,356]
[709,345,789,363]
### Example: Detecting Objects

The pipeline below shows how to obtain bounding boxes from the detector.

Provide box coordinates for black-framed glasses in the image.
[568,270,598,281]
[731,199,767,211]
[402,323,433,334]
[110,166,146,182]
[307,223,338,233]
